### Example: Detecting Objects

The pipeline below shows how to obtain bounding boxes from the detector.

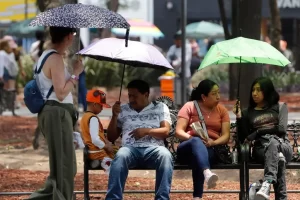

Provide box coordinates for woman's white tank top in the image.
[36,49,73,104]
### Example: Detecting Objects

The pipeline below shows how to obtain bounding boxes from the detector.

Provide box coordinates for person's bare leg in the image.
[7,79,17,116]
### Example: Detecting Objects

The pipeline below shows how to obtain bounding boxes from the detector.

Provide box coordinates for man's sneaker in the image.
[256,181,271,199]
[204,170,218,189]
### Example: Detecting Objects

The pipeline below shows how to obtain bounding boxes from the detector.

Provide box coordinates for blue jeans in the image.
[78,71,87,111]
[177,137,215,198]
[105,146,174,200]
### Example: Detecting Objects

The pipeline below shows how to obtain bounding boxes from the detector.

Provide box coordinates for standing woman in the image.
[175,79,230,200]
[28,27,83,200]
[0,39,18,115]
[233,77,293,200]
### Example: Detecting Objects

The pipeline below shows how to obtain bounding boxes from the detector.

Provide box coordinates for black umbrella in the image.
[29,3,130,29]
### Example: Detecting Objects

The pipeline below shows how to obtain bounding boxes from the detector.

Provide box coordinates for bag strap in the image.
[34,50,57,74]
[193,100,209,138]
[34,50,57,99]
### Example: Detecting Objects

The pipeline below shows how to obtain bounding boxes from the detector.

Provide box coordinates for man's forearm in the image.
[148,127,170,140]
[107,115,120,142]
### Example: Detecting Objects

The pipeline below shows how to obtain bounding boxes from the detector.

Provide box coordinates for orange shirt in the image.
[80,112,116,160]
[178,101,230,140]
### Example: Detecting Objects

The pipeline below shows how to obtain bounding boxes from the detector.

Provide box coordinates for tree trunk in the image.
[269,0,281,50]
[229,0,239,100]
[101,0,119,38]
[237,0,263,109]
[217,0,230,40]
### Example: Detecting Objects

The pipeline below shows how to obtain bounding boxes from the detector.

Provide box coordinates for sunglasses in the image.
[93,90,106,103]
[71,28,77,36]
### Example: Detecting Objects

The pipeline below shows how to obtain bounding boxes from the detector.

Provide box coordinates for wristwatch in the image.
[71,74,79,81]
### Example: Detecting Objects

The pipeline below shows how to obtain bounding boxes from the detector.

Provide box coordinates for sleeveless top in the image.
[36,49,73,104]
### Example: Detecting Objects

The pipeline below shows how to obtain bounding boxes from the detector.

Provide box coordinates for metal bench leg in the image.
[245,162,250,200]
[84,163,90,200]
[239,161,246,200]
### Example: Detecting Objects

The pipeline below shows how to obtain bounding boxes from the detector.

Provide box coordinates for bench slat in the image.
[86,163,242,170]
[246,162,300,169]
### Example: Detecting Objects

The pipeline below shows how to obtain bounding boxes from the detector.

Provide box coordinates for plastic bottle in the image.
[232,148,238,164]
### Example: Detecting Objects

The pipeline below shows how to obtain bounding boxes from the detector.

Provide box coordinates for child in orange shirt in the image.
[80,89,118,173]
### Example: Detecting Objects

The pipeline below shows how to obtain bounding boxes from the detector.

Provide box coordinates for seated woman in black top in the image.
[233,77,293,200]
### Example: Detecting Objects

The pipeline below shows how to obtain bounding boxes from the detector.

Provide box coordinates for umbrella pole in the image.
[236,56,242,114]
[119,64,126,101]
[118,29,130,101]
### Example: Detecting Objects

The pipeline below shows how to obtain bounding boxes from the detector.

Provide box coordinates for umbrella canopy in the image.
[77,38,173,70]
[178,21,224,39]
[5,18,44,38]
[29,3,130,29]
[111,19,164,39]
[199,36,291,70]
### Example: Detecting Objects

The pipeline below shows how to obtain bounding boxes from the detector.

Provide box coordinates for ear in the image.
[145,92,150,98]
[201,94,206,101]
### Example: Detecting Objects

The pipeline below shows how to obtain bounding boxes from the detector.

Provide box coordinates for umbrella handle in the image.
[125,28,130,47]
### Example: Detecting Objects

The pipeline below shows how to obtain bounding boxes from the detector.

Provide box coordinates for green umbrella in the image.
[5,18,44,38]
[198,36,290,100]
[177,21,224,39]
[199,36,290,69]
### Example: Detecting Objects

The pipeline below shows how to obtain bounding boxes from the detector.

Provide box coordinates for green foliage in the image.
[84,58,165,90]
[18,55,35,87]
[20,54,299,92]
[18,55,164,90]
[263,69,300,89]
[190,64,229,86]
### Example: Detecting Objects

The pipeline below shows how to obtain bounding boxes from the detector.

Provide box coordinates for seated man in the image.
[105,80,174,200]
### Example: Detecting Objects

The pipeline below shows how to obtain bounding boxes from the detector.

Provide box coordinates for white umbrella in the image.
[78,38,172,70]
[77,38,173,99]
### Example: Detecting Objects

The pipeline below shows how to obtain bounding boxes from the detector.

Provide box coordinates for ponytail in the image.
[38,40,44,57]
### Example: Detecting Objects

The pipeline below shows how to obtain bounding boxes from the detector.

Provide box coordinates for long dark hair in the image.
[49,27,76,44]
[190,79,218,101]
[249,77,279,108]
[35,30,45,57]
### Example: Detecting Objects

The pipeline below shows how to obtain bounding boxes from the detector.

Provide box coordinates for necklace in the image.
[199,105,215,118]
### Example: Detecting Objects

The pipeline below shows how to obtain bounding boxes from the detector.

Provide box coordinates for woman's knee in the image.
[189,137,204,145]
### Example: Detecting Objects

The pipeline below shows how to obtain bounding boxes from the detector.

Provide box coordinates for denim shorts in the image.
[3,68,16,81]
